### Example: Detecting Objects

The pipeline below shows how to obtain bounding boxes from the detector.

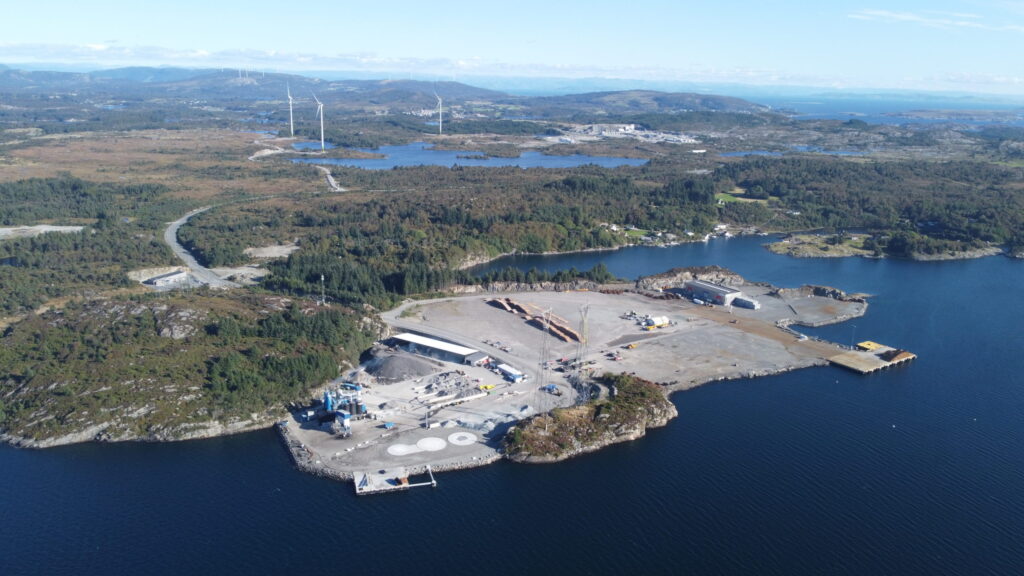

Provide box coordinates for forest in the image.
[716,157,1024,253]
[2,68,1024,442]
[0,293,377,439]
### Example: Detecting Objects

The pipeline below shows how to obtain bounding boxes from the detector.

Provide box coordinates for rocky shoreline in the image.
[273,350,836,484]
[506,402,678,464]
[1,417,275,449]
[503,374,680,464]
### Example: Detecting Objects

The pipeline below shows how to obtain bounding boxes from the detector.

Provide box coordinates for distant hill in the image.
[522,90,771,117]
[0,65,772,117]
[90,67,210,83]
[0,67,505,105]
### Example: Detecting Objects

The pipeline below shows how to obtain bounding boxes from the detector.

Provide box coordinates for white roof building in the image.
[392,332,478,360]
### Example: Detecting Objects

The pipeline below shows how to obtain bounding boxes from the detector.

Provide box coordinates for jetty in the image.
[829,341,916,374]
[354,466,437,496]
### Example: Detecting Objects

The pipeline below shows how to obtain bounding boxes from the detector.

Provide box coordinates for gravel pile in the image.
[365,352,441,383]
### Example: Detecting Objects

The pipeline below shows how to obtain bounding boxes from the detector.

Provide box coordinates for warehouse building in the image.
[391,332,479,364]
[684,279,742,306]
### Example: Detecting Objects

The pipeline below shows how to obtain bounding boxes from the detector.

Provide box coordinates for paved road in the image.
[163,207,240,289]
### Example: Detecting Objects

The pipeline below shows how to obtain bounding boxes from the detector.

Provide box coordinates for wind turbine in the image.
[433,91,443,135]
[286,83,295,138]
[312,92,325,152]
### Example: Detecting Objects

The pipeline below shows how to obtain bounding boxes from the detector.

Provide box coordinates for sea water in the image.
[3,238,1022,575]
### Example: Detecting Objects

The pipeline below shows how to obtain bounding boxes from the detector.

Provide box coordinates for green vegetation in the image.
[717,157,1024,255]
[175,170,718,305]
[767,233,877,258]
[0,293,377,442]
[0,226,174,313]
[0,175,186,225]
[3,67,1024,446]
[0,177,192,313]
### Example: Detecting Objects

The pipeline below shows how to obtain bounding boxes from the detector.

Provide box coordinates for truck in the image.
[542,384,563,396]
[643,315,670,331]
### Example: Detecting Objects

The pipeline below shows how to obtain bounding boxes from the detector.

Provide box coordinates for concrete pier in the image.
[829,341,916,374]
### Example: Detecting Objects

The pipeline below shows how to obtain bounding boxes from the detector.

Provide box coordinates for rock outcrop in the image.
[635,265,745,291]
[773,284,864,302]
[450,280,603,294]
[503,374,677,464]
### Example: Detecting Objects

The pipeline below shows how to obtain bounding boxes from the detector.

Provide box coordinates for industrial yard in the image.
[282,281,868,492]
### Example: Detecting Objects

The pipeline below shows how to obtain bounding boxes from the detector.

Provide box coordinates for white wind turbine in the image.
[312,92,325,152]
[434,91,443,135]
[286,83,295,138]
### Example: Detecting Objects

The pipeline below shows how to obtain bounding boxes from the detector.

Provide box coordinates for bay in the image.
[3,238,1023,575]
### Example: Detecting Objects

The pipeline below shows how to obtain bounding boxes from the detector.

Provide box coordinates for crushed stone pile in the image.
[364,352,441,383]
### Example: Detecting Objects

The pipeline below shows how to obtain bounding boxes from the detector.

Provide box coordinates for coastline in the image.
[0,417,278,450]
[464,232,1012,280]
[765,233,1009,261]
[2,269,868,468]
[282,278,867,482]
[458,244,639,271]
[2,238,872,458]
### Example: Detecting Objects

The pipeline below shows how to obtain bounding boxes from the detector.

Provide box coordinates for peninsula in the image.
[276,267,873,490]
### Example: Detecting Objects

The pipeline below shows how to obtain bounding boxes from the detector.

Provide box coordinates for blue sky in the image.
[3,0,1024,94]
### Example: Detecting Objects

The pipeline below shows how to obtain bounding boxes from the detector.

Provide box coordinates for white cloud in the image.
[849,8,1024,32]
[924,10,982,19]
[849,9,985,28]
[1,42,1023,96]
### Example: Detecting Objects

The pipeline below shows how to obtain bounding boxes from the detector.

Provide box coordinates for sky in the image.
[3,0,1024,95]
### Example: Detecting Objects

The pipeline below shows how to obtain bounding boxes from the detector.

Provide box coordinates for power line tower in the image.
[575,304,590,404]
[538,308,553,432]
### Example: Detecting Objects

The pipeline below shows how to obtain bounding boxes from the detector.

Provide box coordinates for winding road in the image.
[163,207,240,289]
[248,135,346,193]
[162,135,350,290]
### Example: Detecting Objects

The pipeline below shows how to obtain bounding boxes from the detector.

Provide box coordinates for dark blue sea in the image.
[4,237,1023,575]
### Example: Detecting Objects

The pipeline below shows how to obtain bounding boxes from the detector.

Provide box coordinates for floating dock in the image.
[829,341,916,374]
[354,465,436,496]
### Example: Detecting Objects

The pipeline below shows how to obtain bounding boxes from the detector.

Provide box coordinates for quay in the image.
[280,285,872,494]
[354,466,437,496]
[829,341,916,374]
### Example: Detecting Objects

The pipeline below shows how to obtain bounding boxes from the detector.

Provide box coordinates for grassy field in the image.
[766,234,876,258]
[716,187,768,204]
[0,129,317,202]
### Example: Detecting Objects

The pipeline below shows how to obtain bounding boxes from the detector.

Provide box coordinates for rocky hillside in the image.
[635,265,745,291]
[0,293,379,447]
[504,373,677,463]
